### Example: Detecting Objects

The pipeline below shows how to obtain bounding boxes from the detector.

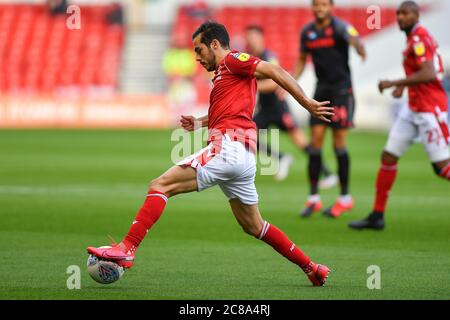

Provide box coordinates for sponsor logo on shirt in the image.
[307,31,317,40]
[233,52,250,62]
[347,25,359,37]
[413,42,425,56]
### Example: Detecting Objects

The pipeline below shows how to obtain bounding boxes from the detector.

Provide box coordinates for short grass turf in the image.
[0,129,449,300]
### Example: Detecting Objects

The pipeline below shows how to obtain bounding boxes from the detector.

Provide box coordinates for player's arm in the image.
[257,79,278,94]
[349,36,367,61]
[338,21,366,61]
[256,55,286,95]
[292,52,308,80]
[378,61,437,93]
[180,115,208,131]
[391,85,405,98]
[254,61,333,122]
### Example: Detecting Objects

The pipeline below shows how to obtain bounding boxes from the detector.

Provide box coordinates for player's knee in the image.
[149,176,172,196]
[310,139,323,150]
[432,163,441,176]
[381,151,398,164]
[432,160,450,180]
[332,136,346,149]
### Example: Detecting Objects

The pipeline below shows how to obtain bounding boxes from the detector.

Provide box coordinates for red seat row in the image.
[0,4,124,93]
[171,5,398,70]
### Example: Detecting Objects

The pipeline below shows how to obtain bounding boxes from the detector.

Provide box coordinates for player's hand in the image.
[358,47,367,62]
[378,80,394,93]
[392,86,404,98]
[180,115,197,132]
[306,99,333,123]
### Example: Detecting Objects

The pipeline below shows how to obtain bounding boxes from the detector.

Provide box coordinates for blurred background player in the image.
[293,0,366,218]
[245,25,338,185]
[349,1,449,230]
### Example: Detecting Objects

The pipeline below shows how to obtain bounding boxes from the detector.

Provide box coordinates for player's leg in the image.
[121,165,198,248]
[228,199,329,286]
[417,111,450,180]
[323,128,354,217]
[254,111,285,162]
[432,159,450,180]
[322,88,356,217]
[300,123,327,217]
[271,110,298,181]
[258,108,293,181]
[349,109,417,230]
[285,124,336,186]
[87,164,198,266]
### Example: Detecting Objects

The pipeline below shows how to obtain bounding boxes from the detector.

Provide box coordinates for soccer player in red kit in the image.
[349,1,449,230]
[87,21,334,286]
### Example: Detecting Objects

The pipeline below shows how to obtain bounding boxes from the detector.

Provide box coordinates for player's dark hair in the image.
[312,0,333,5]
[399,1,420,14]
[245,25,264,34]
[192,21,230,49]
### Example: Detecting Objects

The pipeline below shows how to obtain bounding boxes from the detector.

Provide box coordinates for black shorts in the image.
[311,86,355,129]
[253,102,298,132]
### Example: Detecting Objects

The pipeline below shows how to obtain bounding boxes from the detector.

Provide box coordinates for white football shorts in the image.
[385,105,450,162]
[177,134,258,205]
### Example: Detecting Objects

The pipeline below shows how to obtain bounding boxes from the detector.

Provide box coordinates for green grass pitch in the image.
[0,129,448,299]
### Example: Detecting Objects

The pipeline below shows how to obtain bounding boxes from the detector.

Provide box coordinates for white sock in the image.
[308,194,320,202]
[339,194,352,204]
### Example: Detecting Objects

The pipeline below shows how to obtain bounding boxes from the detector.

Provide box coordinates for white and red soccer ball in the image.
[87,246,124,284]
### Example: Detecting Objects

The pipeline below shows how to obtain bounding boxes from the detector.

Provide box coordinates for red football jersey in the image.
[403,25,448,113]
[208,51,261,152]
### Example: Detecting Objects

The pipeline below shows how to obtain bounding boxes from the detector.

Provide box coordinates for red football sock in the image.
[122,190,168,252]
[258,221,313,273]
[373,160,398,213]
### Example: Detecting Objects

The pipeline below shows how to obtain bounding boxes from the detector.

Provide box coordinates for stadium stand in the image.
[171,5,398,70]
[168,5,399,108]
[0,3,125,94]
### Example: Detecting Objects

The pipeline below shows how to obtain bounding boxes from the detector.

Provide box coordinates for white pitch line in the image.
[0,185,143,196]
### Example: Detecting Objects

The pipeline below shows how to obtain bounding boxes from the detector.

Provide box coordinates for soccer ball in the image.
[87,246,125,284]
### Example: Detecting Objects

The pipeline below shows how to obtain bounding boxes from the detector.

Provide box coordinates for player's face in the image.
[193,35,217,72]
[396,6,419,31]
[312,0,333,21]
[245,30,264,55]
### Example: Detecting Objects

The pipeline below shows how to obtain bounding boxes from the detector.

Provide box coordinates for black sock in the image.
[335,147,350,195]
[308,148,322,195]
[303,144,332,177]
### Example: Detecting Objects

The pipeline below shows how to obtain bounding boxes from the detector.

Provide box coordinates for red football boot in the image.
[300,199,323,218]
[323,197,354,218]
[306,263,330,287]
[87,245,135,269]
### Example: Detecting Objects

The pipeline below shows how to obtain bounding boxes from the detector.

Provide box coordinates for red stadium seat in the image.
[0,3,125,94]
[170,4,399,85]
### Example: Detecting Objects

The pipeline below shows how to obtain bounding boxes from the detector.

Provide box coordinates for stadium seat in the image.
[0,4,125,94]
[170,5,399,90]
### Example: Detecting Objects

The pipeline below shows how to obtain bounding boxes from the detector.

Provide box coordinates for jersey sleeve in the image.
[412,35,434,65]
[300,28,309,54]
[224,52,261,77]
[334,18,359,43]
